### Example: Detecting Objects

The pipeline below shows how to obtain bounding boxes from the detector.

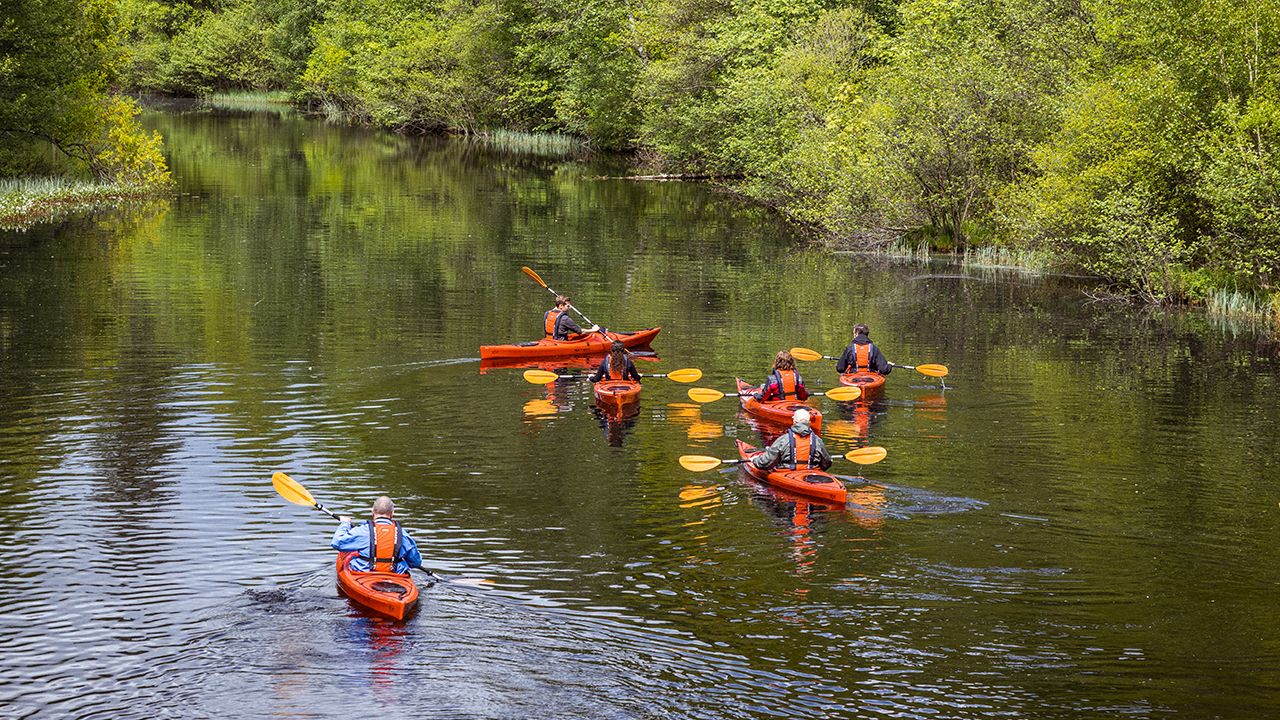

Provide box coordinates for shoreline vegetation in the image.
[107,0,1278,331]
[0,178,165,230]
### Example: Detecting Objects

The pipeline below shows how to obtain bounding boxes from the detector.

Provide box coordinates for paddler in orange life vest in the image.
[544,295,600,341]
[754,350,809,401]
[331,496,423,573]
[750,408,833,471]
[836,323,893,375]
[589,341,642,383]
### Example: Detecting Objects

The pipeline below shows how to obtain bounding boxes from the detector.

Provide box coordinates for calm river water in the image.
[1,105,1279,718]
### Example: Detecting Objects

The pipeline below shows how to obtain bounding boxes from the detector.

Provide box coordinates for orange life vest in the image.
[784,430,814,470]
[604,356,626,380]
[770,369,801,400]
[855,343,872,372]
[364,519,403,573]
[544,309,564,338]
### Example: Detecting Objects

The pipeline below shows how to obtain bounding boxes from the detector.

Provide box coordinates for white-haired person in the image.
[331,496,423,573]
[750,408,833,472]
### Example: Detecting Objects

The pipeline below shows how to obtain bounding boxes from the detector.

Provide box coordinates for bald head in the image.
[372,496,395,517]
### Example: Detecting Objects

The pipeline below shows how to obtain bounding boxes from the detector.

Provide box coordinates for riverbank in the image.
[0,177,165,230]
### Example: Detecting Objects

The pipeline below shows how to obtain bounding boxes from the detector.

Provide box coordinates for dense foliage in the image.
[0,0,170,186]
[116,0,1280,304]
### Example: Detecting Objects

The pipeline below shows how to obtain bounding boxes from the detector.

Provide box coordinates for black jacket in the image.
[836,337,892,375]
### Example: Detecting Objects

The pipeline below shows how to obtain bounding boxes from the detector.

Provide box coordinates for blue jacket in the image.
[331,518,423,573]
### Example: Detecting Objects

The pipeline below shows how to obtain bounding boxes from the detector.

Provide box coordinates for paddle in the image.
[789,346,949,378]
[523,368,702,384]
[687,385,861,403]
[679,445,888,472]
[271,472,492,588]
[521,265,601,330]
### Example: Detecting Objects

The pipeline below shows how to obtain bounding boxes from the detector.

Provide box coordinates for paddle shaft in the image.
[533,283,598,327]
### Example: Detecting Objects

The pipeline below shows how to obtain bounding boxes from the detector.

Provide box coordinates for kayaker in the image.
[545,296,600,341]
[836,324,892,375]
[755,350,809,401]
[750,408,833,471]
[332,496,424,573]
[589,341,642,383]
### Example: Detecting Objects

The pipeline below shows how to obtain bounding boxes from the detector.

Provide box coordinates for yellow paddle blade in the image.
[521,265,548,288]
[687,387,726,404]
[679,455,725,472]
[824,386,863,402]
[272,471,316,507]
[845,446,888,465]
[789,347,824,362]
[915,363,949,378]
[522,369,561,384]
[665,367,703,383]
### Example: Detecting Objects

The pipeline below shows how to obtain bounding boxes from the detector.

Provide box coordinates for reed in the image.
[961,244,1052,273]
[1206,287,1280,329]
[468,128,585,157]
[0,176,150,229]
[201,90,293,113]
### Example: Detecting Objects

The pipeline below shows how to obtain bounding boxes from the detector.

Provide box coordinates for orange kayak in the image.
[839,371,885,398]
[736,378,823,433]
[737,440,847,504]
[336,551,419,620]
[480,327,660,360]
[593,379,641,410]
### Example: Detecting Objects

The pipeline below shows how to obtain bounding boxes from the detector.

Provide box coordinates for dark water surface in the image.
[2,107,1279,719]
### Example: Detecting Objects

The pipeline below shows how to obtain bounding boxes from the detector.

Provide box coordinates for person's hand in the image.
[339,516,352,524]
[587,325,600,333]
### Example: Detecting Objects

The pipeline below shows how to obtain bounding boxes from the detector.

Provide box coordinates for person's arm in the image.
[588,361,606,382]
[795,380,809,401]
[814,437,834,470]
[625,358,642,382]
[835,346,852,374]
[401,534,423,570]
[331,519,365,551]
[757,378,776,401]
[751,435,788,469]
[873,345,892,375]
[557,314,584,337]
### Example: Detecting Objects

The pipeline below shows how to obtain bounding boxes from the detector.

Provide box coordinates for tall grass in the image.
[877,238,933,264]
[202,90,293,113]
[467,128,585,158]
[960,244,1053,273]
[0,176,151,229]
[1206,287,1280,330]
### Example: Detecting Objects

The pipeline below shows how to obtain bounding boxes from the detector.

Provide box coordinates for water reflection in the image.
[1,106,1278,718]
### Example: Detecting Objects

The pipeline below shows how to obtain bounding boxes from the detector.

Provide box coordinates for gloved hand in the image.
[587,325,601,333]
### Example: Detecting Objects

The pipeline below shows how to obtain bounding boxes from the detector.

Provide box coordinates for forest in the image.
[4,0,1279,317]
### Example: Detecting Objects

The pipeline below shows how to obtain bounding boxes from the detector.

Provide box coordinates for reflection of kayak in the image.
[593,379,641,410]
[736,378,823,433]
[838,371,885,397]
[336,551,419,620]
[737,440,846,504]
[480,327,660,361]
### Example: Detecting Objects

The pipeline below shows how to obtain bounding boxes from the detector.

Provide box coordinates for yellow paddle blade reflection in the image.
[844,446,888,465]
[687,421,724,440]
[915,363,949,378]
[788,347,824,362]
[679,455,724,472]
[272,472,316,507]
[523,399,559,417]
[823,386,862,401]
[687,388,726,403]
[665,368,703,383]
[522,369,561,384]
[679,485,720,502]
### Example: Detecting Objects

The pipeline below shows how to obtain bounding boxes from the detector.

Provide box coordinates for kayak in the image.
[838,371,885,398]
[736,440,847,504]
[736,378,823,433]
[593,379,641,410]
[480,327,661,361]
[336,551,419,620]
